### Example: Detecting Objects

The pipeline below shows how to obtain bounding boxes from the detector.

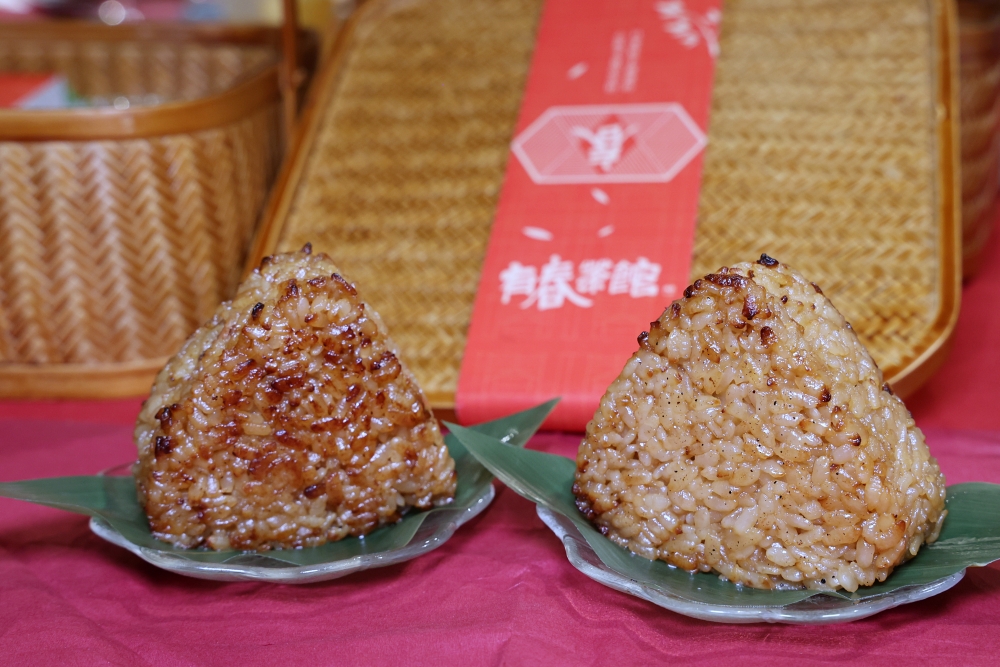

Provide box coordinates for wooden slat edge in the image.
[885,0,963,399]
[245,1,376,273]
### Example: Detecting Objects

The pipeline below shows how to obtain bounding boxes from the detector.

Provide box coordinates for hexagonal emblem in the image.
[511,103,707,184]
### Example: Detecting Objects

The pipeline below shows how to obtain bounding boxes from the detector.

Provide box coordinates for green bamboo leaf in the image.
[447,418,1000,607]
[0,402,556,567]
[464,398,559,448]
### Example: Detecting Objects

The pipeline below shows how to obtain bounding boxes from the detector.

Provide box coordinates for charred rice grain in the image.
[757,253,779,267]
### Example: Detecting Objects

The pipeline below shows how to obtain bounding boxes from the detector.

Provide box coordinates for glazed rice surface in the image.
[574,257,946,591]
[135,247,455,550]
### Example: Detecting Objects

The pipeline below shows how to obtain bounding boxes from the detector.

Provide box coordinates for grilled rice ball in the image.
[135,245,455,551]
[574,255,946,591]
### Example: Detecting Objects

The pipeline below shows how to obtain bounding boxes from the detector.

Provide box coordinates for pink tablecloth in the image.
[3,232,1000,665]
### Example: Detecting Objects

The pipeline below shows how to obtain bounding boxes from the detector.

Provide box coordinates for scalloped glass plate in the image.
[0,402,558,584]
[445,414,1000,625]
[536,506,965,624]
[87,462,494,584]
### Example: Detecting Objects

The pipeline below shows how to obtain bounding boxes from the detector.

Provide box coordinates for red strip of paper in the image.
[457,0,722,431]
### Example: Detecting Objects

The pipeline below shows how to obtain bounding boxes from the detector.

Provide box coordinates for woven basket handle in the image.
[280,0,301,143]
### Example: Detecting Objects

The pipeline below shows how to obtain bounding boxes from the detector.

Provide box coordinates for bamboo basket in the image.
[251,0,961,416]
[0,18,315,398]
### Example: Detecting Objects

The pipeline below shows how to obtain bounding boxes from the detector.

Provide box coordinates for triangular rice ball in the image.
[574,255,946,591]
[135,245,455,550]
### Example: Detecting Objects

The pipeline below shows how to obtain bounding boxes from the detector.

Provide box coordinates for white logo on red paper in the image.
[656,1,721,58]
[604,29,644,93]
[511,103,706,184]
[500,255,675,310]
[571,122,639,172]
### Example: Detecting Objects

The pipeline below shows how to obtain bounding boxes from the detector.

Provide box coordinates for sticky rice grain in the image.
[574,257,946,591]
[135,247,456,551]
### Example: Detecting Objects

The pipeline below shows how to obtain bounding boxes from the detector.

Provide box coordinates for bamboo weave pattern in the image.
[278,0,543,399]
[0,36,282,367]
[272,0,949,401]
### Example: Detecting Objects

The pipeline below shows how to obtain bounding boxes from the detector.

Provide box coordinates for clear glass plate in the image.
[88,463,494,584]
[536,506,966,624]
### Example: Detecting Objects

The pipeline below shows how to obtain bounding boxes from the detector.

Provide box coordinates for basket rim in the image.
[0,21,288,140]
[0,20,290,47]
[0,67,281,140]
[886,0,962,397]
[0,358,168,400]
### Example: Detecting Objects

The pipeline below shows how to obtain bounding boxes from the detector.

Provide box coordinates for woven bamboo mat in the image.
[262,0,958,405]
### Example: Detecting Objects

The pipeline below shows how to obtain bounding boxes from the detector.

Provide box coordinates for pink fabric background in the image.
[2,231,1000,665]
